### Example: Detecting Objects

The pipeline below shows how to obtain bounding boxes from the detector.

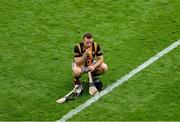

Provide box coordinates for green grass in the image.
[70,45,180,121]
[0,0,180,121]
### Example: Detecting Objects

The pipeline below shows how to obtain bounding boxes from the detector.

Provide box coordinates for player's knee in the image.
[98,63,108,73]
[102,63,108,72]
[73,67,82,77]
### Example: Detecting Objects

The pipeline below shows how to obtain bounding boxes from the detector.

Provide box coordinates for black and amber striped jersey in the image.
[74,42,103,58]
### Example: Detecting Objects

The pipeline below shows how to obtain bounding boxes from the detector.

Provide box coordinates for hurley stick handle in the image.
[88,71,93,83]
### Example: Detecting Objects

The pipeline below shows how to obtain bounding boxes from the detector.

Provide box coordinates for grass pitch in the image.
[0,0,180,121]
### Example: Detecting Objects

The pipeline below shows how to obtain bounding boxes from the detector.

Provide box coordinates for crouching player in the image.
[72,33,108,95]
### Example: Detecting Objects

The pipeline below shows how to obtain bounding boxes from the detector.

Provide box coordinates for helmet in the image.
[93,77,103,91]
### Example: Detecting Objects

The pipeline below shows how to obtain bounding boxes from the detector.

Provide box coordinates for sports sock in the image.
[74,77,80,85]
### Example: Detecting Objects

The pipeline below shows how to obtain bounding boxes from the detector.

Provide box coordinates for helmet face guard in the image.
[93,78,103,91]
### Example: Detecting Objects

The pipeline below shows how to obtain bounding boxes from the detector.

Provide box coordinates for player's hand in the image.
[85,48,91,56]
[88,65,95,72]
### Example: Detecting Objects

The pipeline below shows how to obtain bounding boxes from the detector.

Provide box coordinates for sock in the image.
[74,77,80,85]
[91,72,98,78]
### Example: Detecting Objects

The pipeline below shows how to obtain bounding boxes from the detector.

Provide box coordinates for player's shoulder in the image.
[74,42,84,53]
[93,41,101,48]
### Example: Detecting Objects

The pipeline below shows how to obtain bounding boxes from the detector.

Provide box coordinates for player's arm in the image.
[74,45,90,66]
[93,55,103,69]
[74,54,86,66]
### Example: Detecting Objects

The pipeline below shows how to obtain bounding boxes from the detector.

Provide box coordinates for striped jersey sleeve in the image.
[74,45,82,57]
[96,44,103,56]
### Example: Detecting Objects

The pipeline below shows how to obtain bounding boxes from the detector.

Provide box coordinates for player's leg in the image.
[72,63,83,85]
[91,63,108,91]
[72,63,84,96]
[92,62,108,77]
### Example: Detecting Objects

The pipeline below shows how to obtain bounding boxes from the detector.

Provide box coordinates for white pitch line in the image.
[58,39,180,122]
